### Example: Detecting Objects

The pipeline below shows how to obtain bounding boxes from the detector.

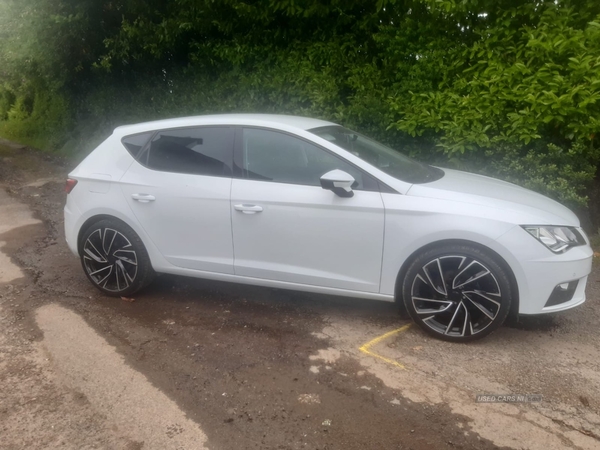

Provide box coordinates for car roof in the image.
[113,114,338,136]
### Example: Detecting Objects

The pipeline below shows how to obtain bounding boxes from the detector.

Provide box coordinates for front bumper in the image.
[494,226,593,315]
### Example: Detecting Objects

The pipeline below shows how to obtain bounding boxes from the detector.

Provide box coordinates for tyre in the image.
[79,218,155,296]
[402,244,513,342]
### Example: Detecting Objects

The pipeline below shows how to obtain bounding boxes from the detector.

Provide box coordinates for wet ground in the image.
[1,142,599,449]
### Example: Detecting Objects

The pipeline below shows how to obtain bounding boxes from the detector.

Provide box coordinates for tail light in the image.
[65,178,78,194]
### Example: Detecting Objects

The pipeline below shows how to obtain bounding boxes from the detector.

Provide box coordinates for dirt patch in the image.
[35,303,209,448]
[2,142,598,449]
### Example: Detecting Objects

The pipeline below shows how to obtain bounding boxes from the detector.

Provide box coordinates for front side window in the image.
[143,127,234,177]
[242,128,376,190]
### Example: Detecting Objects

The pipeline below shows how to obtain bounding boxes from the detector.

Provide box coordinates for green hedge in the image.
[0,0,599,221]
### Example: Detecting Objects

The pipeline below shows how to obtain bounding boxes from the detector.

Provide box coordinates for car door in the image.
[120,126,235,274]
[231,127,385,293]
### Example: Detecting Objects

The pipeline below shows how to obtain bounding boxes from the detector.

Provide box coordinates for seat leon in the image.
[64,114,593,342]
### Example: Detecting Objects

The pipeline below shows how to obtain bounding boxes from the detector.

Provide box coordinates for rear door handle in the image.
[234,204,263,214]
[131,193,156,203]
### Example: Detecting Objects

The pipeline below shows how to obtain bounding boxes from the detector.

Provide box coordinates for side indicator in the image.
[65,179,78,194]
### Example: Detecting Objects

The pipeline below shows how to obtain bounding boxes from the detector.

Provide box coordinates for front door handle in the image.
[131,193,156,203]
[234,204,263,214]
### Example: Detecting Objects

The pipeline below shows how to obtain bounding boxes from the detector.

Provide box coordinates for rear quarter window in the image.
[121,132,154,158]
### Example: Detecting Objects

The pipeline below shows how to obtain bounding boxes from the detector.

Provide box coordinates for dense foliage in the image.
[1,0,599,223]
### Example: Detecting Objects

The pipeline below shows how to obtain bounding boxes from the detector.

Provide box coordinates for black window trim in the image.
[233,125,398,193]
[129,125,235,178]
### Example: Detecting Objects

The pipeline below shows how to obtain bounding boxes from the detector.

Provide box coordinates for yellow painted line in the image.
[359,323,412,370]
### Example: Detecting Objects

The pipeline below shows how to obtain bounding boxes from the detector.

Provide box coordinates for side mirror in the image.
[320,169,355,198]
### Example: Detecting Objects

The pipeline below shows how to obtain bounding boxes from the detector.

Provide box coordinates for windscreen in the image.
[309,126,443,184]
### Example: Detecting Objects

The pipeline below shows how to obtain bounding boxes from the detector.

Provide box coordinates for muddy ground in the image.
[0,141,599,450]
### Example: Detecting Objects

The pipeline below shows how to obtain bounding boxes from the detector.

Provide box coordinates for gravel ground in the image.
[0,142,599,450]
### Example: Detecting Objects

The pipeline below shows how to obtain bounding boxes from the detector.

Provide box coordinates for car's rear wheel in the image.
[80,219,154,296]
[402,244,512,342]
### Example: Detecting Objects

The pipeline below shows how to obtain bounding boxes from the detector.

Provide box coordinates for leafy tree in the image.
[1,0,600,223]
[394,1,600,207]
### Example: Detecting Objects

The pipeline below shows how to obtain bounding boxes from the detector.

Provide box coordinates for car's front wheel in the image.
[402,244,513,342]
[80,219,155,296]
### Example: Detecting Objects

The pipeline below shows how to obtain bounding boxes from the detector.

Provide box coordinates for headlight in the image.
[521,226,586,253]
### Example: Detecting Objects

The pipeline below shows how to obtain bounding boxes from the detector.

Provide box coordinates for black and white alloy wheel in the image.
[402,244,512,342]
[80,219,154,296]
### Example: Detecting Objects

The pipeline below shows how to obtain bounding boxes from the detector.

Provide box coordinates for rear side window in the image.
[142,127,234,177]
[122,132,153,158]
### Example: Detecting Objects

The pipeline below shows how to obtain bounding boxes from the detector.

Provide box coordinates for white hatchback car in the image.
[64,114,593,341]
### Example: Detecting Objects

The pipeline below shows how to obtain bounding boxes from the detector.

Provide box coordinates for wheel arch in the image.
[394,238,520,320]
